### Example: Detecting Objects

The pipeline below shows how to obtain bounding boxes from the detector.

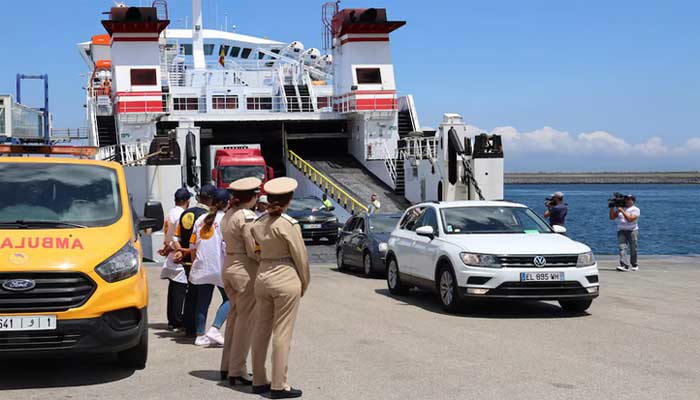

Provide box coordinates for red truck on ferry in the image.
[210,144,273,191]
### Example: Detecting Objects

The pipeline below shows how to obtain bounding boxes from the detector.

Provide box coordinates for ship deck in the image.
[1,252,698,399]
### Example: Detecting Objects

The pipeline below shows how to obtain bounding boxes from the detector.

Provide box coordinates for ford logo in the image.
[2,279,36,292]
[533,256,547,268]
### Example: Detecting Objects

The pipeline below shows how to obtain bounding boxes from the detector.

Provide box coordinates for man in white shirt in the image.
[609,194,640,272]
[367,193,381,214]
[160,188,191,330]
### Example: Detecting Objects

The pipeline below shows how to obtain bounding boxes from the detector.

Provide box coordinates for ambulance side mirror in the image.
[140,201,164,232]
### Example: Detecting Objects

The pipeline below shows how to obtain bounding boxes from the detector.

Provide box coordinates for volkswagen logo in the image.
[2,279,36,292]
[533,256,547,268]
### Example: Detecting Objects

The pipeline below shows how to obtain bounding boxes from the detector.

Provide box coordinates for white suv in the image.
[386,201,599,313]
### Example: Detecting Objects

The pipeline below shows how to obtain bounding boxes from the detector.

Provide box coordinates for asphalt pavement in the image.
[1,247,699,399]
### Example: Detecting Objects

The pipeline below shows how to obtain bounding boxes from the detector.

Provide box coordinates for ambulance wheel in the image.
[118,326,148,370]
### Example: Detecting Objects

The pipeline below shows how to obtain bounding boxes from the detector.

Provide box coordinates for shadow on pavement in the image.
[149,323,196,345]
[189,370,254,394]
[375,288,590,319]
[0,355,134,389]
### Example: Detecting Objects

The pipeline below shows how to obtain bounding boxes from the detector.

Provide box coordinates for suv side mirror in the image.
[139,201,164,232]
[552,225,567,234]
[416,225,435,239]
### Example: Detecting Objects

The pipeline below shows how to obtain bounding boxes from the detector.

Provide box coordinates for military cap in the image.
[264,177,298,195]
[228,177,262,192]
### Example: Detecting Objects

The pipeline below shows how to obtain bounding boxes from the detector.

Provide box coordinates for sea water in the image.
[505,184,699,255]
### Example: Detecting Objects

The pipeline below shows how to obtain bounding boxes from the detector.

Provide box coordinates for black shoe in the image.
[229,375,253,386]
[271,387,302,399]
[252,384,272,394]
[220,371,228,381]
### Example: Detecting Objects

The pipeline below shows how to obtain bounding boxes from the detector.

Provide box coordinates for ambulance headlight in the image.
[95,242,140,283]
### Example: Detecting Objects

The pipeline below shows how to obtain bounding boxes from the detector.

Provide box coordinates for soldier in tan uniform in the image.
[220,177,261,384]
[250,177,309,399]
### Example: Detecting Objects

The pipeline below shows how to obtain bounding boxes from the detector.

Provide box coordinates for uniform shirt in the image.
[160,206,187,283]
[189,211,226,287]
[322,198,333,209]
[173,203,209,265]
[251,213,310,293]
[221,207,258,260]
[617,206,640,231]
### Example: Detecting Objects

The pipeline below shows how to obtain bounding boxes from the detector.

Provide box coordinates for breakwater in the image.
[505,172,700,184]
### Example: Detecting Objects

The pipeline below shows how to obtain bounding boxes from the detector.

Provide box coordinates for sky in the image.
[0,0,698,172]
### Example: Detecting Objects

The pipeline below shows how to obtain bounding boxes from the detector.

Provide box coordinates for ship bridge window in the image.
[181,44,193,56]
[212,95,239,110]
[241,48,252,59]
[130,68,157,86]
[271,49,281,55]
[246,97,272,111]
[356,68,382,85]
[204,44,215,55]
[230,46,241,57]
[173,97,199,111]
[258,52,265,60]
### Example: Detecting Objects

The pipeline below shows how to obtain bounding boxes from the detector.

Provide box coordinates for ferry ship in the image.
[72,0,505,257]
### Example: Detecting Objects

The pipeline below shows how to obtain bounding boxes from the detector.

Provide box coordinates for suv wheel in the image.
[363,252,373,278]
[336,248,347,271]
[559,299,593,314]
[387,258,408,295]
[438,266,461,313]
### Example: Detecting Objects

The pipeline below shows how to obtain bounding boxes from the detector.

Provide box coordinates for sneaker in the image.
[616,265,629,272]
[631,265,639,271]
[194,335,211,346]
[206,326,225,346]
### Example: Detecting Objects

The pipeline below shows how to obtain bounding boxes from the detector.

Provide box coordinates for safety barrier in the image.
[287,150,369,215]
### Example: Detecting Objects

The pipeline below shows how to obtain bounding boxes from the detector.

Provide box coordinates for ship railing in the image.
[399,136,439,160]
[287,149,369,215]
[333,93,399,113]
[162,93,332,114]
[51,128,90,141]
[97,143,152,165]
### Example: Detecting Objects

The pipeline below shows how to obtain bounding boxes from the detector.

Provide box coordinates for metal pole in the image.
[43,74,50,141]
[15,74,21,104]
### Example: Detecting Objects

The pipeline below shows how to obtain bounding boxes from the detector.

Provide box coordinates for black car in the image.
[336,213,402,277]
[287,197,340,243]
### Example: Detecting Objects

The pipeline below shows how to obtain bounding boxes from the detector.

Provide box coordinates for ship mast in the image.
[192,0,205,69]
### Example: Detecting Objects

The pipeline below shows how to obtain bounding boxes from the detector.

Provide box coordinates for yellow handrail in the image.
[288,150,369,214]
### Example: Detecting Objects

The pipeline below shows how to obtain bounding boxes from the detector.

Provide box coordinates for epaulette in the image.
[281,213,298,225]
[243,209,257,222]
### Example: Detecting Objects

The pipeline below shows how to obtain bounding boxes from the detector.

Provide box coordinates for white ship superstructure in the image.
[78,1,505,257]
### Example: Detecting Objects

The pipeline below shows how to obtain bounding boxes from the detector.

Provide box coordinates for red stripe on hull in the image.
[340,37,390,45]
[116,100,163,113]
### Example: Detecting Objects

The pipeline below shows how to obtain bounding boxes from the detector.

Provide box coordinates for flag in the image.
[218,46,226,67]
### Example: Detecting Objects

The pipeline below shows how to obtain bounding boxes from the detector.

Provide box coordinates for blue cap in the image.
[198,184,217,199]
[174,188,192,202]
[213,188,231,204]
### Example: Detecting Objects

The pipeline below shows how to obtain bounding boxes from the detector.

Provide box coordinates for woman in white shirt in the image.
[190,189,231,346]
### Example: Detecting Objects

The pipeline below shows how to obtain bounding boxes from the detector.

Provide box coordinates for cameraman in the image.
[544,192,568,227]
[609,194,640,271]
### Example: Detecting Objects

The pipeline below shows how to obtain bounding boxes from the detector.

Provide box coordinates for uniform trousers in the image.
[251,262,302,390]
[221,254,257,376]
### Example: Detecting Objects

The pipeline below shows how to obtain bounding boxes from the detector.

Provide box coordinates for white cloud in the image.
[462,124,700,171]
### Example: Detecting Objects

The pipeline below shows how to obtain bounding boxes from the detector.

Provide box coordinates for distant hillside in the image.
[505,172,700,184]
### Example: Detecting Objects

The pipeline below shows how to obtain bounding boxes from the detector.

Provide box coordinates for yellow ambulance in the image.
[0,146,163,369]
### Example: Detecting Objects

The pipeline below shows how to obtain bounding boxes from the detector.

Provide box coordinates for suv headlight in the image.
[378,242,388,252]
[95,242,140,283]
[577,251,596,267]
[461,253,501,268]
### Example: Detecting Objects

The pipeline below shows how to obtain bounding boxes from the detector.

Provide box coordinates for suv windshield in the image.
[221,165,265,183]
[369,215,400,233]
[0,163,122,228]
[289,198,321,211]
[441,206,552,234]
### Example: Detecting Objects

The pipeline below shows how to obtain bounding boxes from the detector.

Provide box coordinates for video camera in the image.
[608,192,628,208]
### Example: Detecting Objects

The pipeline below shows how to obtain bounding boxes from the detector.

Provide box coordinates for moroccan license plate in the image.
[520,272,564,282]
[0,315,57,331]
[303,224,322,229]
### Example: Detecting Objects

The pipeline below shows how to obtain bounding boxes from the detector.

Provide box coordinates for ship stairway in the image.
[96,115,118,147]
[297,85,314,112]
[398,110,415,138]
[287,151,410,215]
[394,157,405,196]
[283,85,314,113]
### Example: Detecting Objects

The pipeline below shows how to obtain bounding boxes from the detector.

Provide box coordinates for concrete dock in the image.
[1,248,698,399]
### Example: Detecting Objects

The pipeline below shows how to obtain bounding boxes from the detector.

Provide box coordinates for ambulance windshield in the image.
[0,163,122,228]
